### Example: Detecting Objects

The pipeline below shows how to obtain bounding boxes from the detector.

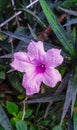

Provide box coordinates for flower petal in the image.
[46,49,63,67]
[43,68,61,87]
[22,73,42,95]
[10,52,35,73]
[28,40,46,61]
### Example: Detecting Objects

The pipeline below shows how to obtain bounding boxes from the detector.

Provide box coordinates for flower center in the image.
[36,64,46,73]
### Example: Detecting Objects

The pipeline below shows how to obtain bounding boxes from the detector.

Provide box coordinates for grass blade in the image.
[39,0,76,57]
[61,70,77,123]
[0,105,13,130]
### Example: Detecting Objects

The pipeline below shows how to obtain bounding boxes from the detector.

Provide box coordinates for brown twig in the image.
[38,14,67,41]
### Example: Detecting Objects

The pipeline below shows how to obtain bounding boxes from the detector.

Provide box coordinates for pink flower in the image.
[10,41,63,95]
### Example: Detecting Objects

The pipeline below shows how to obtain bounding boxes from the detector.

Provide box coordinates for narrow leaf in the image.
[61,75,73,123]
[28,24,38,40]
[26,95,64,104]
[54,73,69,96]
[61,70,77,123]
[64,18,77,26]
[71,27,76,46]
[59,7,77,16]
[0,30,31,43]
[39,0,76,56]
[0,105,13,130]
[21,8,46,28]
[0,53,13,59]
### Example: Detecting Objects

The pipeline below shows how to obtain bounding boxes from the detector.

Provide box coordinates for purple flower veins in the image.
[10,41,63,95]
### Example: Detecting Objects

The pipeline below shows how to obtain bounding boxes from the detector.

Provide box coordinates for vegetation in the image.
[0,0,77,129]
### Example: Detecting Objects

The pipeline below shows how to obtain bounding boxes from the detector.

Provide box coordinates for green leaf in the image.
[41,120,50,126]
[30,125,38,130]
[0,41,11,52]
[39,0,76,57]
[16,120,27,130]
[0,0,9,13]
[0,127,4,130]
[62,0,77,8]
[25,109,33,118]
[0,105,13,130]
[17,111,23,119]
[10,117,19,126]
[74,111,77,130]
[71,27,76,46]
[17,94,25,100]
[0,32,7,40]
[0,65,8,71]
[8,73,24,93]
[6,101,19,115]
[0,71,5,79]
[52,124,63,130]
